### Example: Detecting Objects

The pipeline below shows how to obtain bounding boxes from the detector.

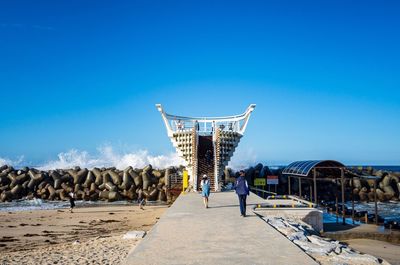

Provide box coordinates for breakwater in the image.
[227,164,400,228]
[0,164,182,203]
[226,164,400,202]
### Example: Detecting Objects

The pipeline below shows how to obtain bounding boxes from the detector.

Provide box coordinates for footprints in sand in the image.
[1,235,139,264]
[88,219,121,226]
[0,236,18,249]
[19,223,41,227]
[8,223,40,228]
[0,206,166,258]
[23,234,40,237]
[100,219,120,223]
[42,230,65,237]
[0,236,18,242]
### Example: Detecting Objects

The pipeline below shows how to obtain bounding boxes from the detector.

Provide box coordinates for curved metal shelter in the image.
[282,160,380,227]
[282,160,347,220]
[282,160,345,178]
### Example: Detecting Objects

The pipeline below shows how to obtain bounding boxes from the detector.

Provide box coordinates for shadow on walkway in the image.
[209,203,259,209]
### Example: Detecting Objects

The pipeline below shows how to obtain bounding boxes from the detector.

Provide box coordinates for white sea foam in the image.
[37,145,185,170]
[228,148,257,170]
[0,156,24,167]
[1,144,254,170]
[0,158,9,167]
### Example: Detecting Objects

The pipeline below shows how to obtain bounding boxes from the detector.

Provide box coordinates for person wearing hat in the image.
[201,174,211,208]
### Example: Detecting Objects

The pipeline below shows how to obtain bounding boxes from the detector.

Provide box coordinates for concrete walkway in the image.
[125,191,317,265]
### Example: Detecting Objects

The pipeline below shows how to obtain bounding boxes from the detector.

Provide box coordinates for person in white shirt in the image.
[69,192,76,213]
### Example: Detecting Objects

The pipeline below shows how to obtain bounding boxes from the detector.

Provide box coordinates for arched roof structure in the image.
[282,160,345,178]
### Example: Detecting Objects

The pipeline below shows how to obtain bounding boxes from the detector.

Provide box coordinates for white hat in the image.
[202,174,207,179]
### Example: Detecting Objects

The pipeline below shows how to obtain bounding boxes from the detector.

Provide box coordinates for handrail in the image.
[249,186,277,198]
[156,104,256,136]
[156,104,256,121]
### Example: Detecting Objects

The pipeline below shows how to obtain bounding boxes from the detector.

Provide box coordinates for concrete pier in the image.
[125,191,317,265]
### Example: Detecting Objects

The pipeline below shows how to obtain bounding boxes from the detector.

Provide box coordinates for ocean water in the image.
[323,211,362,225]
[267,165,400,172]
[367,166,400,172]
[0,199,166,212]
[345,201,400,221]
[322,201,400,226]
[347,165,400,172]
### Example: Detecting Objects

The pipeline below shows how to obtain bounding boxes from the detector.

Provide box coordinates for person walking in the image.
[235,170,249,217]
[68,192,76,213]
[137,189,146,210]
[201,174,211,208]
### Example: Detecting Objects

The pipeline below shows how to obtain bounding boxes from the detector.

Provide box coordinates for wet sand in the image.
[344,239,400,265]
[0,205,167,264]
[323,223,400,264]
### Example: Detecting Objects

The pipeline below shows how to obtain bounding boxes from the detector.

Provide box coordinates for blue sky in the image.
[0,0,399,166]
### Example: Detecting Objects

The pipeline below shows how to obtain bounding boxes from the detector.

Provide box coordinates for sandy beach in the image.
[0,205,167,264]
[344,239,400,265]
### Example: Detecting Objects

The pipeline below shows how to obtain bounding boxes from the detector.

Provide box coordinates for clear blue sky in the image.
[1,0,399,166]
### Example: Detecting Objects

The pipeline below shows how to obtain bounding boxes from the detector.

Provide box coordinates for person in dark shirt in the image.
[235,170,250,217]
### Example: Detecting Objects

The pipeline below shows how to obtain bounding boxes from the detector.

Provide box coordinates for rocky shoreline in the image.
[0,164,183,203]
[262,215,390,265]
[226,164,400,203]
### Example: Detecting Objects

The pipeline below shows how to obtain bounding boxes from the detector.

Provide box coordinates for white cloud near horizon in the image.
[0,144,257,171]
[0,145,185,170]
[37,145,186,170]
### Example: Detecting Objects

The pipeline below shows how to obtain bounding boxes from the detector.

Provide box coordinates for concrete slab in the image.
[255,198,323,232]
[125,191,318,265]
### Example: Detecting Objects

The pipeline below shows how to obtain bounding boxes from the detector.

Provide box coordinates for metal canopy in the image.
[282,160,345,178]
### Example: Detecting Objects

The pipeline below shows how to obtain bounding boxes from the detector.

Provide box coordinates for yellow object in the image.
[182,170,188,193]
[254,178,266,186]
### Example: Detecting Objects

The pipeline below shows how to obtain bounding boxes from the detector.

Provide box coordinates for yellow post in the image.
[182,170,188,194]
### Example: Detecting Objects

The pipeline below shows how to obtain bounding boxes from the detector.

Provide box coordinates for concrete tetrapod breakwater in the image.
[227,164,400,202]
[125,191,317,265]
[0,164,182,203]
